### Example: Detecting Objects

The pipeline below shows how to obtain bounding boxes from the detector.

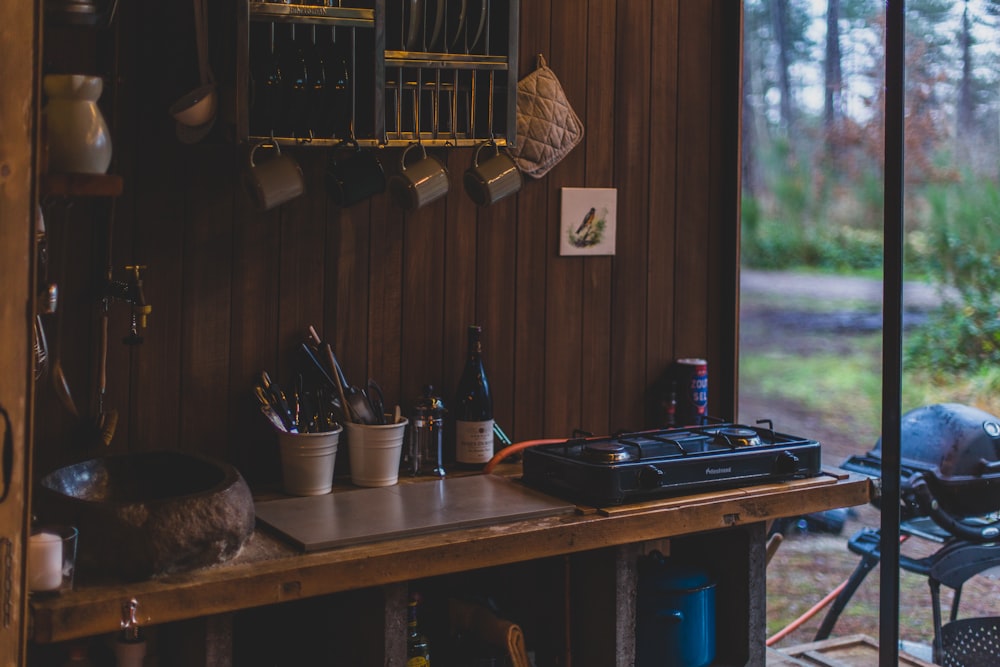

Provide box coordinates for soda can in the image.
[673,358,708,426]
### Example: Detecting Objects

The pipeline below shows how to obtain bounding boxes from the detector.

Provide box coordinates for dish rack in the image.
[237,0,518,148]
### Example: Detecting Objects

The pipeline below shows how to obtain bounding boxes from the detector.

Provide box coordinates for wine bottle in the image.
[407,592,432,666]
[452,325,495,468]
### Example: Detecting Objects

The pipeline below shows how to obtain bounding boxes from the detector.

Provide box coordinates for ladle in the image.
[170,0,217,142]
[325,345,376,425]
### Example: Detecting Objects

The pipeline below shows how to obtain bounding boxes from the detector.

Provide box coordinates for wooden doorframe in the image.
[0,0,41,662]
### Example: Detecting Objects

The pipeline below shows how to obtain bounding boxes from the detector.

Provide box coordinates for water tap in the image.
[124,265,151,324]
[105,265,152,345]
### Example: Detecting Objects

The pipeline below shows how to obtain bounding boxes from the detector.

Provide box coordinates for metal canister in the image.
[673,358,708,426]
[408,385,446,477]
[636,551,716,667]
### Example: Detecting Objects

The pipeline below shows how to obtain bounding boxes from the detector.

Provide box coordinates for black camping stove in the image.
[520,422,822,506]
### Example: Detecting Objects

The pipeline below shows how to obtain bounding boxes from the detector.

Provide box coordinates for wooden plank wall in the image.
[33,0,741,486]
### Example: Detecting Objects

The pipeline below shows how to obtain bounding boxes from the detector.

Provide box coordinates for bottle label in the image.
[455,419,495,464]
[407,658,430,667]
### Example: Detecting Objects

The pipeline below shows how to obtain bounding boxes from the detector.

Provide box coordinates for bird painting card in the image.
[560,187,617,256]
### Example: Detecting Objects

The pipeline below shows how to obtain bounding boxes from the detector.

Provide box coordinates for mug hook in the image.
[401,142,427,170]
[473,139,498,168]
[250,136,281,168]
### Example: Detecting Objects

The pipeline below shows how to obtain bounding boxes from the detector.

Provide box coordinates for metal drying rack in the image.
[238,0,518,148]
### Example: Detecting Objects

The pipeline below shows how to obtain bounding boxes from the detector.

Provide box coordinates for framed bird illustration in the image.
[560,187,617,256]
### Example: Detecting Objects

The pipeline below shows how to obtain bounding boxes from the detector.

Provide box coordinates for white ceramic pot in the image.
[43,74,112,174]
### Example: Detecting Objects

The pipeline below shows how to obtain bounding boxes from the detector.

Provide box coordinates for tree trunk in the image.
[824,0,843,130]
[742,30,760,197]
[956,0,975,141]
[771,0,795,132]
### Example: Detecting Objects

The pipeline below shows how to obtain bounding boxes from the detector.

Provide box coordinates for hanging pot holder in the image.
[509,54,584,179]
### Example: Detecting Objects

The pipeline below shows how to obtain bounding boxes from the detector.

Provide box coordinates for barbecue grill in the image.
[819,404,1000,664]
[841,402,1000,542]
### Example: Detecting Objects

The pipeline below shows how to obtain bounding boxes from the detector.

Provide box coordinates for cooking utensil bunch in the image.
[304,326,391,425]
[254,325,392,435]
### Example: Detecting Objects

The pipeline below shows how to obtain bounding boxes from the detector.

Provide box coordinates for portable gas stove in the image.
[520,422,823,506]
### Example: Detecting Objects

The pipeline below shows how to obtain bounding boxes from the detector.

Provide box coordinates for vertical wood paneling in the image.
[229,188,283,479]
[275,149,328,383]
[105,0,138,458]
[610,0,653,432]
[646,0,680,410]
[33,0,741,483]
[441,148,480,404]
[181,144,235,459]
[129,0,188,460]
[581,0,617,438]
[513,1,551,440]
[367,152,405,408]
[330,186,371,399]
[476,177,519,435]
[543,2,587,435]
[673,2,714,360]
[399,151,445,405]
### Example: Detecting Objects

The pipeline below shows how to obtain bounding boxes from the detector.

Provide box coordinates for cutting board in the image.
[254,475,576,552]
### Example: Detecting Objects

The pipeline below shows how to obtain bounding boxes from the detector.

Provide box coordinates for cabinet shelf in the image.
[40,173,123,197]
[248,2,374,27]
[385,52,509,70]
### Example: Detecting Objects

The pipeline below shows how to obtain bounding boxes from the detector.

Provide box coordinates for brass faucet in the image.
[124,264,152,329]
[104,264,152,345]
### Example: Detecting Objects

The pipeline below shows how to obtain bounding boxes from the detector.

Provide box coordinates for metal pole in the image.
[881,1,905,665]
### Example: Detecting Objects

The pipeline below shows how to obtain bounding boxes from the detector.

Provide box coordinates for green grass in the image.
[741,333,882,430]
[741,331,1000,433]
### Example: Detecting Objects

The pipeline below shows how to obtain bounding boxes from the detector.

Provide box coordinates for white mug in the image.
[244,142,305,211]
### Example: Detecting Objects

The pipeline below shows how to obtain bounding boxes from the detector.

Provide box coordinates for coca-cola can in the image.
[673,358,708,426]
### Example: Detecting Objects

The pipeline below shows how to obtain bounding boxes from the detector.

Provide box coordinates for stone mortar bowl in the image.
[36,451,255,582]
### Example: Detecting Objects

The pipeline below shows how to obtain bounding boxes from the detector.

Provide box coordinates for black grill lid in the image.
[871,403,1000,480]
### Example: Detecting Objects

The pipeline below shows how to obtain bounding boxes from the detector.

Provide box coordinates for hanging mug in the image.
[326,140,386,208]
[388,143,449,210]
[463,140,522,206]
[244,141,305,211]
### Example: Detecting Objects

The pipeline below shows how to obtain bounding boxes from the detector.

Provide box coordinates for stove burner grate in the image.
[582,442,634,463]
[714,427,763,448]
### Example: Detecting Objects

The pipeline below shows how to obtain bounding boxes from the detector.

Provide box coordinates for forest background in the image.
[741,0,1000,423]
[743,0,1000,648]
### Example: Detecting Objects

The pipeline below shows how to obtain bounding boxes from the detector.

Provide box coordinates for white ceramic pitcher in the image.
[43,74,112,174]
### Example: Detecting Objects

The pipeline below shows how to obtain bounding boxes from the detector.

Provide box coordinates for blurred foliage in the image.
[905,177,1000,374]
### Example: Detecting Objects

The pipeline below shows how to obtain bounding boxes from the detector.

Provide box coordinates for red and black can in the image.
[672,358,708,426]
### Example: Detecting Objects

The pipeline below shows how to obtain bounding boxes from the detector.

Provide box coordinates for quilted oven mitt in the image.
[509,54,584,179]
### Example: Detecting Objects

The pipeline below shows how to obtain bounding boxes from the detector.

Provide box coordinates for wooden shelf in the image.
[40,173,123,198]
[29,470,872,645]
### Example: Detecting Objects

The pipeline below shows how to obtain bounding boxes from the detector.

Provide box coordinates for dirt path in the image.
[737,269,948,467]
[740,269,946,311]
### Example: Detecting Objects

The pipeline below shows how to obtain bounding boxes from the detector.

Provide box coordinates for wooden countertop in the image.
[30,468,873,643]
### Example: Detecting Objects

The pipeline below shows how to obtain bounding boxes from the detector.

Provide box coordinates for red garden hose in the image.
[483,439,565,474]
[766,534,909,646]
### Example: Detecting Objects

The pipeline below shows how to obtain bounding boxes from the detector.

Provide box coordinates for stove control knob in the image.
[774,451,801,475]
[637,465,664,490]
